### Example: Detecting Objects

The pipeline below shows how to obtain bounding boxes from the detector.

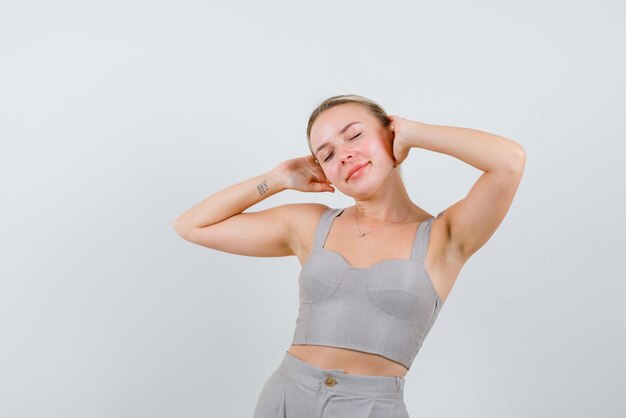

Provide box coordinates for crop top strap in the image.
[313,207,345,250]
[410,217,436,262]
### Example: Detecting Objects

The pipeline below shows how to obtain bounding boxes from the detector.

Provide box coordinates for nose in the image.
[339,147,355,165]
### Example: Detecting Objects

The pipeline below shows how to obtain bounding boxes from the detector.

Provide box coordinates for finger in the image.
[318,183,334,192]
[311,182,334,193]
[313,167,329,182]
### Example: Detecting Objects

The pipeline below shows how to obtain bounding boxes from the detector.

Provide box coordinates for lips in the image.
[346,162,370,181]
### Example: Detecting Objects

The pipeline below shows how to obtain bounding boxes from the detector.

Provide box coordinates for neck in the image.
[353,170,415,223]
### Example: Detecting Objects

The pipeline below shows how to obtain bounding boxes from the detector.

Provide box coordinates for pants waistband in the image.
[277,351,405,399]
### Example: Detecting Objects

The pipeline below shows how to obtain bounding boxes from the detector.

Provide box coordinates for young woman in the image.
[173,94,526,417]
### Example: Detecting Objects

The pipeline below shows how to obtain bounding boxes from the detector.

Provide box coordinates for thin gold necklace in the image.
[354,204,415,237]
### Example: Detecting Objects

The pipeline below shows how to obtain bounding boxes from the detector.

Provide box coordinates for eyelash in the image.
[323,132,362,162]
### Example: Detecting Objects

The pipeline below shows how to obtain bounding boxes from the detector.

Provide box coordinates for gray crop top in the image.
[291,207,443,370]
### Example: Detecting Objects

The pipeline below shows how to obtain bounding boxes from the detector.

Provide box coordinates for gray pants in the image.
[253,351,409,418]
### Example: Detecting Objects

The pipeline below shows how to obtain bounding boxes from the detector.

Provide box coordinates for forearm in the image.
[173,171,287,232]
[407,121,525,172]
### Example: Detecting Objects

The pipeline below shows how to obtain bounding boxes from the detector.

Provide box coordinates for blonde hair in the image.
[306,94,391,157]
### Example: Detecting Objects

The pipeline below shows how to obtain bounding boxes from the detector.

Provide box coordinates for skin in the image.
[173,102,526,378]
[288,104,450,377]
[308,103,415,219]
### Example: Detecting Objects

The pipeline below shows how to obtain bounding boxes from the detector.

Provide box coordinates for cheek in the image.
[372,136,394,160]
[321,164,341,183]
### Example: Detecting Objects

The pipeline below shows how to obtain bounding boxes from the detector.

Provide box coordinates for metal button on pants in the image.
[253,351,409,418]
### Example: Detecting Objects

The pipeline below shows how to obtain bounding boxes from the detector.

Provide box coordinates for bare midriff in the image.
[288,344,408,378]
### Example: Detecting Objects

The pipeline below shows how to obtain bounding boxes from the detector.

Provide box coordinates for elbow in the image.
[173,218,190,238]
[508,144,526,173]
[516,143,526,161]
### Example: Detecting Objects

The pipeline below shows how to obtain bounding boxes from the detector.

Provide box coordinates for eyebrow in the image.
[314,121,362,156]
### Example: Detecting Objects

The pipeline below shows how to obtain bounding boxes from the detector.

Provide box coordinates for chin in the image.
[346,180,382,199]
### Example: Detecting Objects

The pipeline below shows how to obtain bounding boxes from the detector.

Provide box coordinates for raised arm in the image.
[173,155,334,257]
[388,115,526,262]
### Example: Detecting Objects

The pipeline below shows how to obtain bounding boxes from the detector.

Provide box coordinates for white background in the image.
[1,1,625,417]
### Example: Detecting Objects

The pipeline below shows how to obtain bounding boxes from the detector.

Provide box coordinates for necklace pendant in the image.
[359,232,366,237]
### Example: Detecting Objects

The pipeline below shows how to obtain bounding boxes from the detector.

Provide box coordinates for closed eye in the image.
[323,132,362,162]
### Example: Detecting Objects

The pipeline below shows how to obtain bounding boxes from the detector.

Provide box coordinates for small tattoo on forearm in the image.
[257,180,269,196]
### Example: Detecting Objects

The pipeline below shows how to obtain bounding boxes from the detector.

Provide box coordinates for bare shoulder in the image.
[280,203,329,262]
